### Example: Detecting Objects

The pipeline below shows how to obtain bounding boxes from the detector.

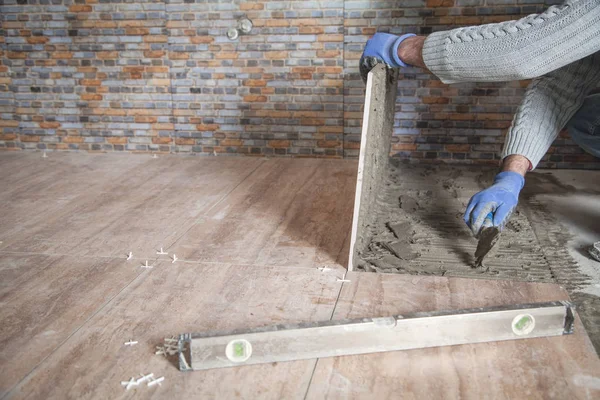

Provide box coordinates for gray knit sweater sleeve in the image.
[422,0,600,83]
[421,0,600,169]
[502,53,600,168]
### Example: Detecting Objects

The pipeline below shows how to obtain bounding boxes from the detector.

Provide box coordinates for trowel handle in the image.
[482,212,494,229]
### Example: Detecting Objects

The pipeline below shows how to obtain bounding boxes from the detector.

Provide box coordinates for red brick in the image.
[152,137,172,144]
[317,140,341,148]
[422,97,450,104]
[317,34,343,42]
[7,52,26,59]
[175,138,195,145]
[144,50,165,58]
[39,122,61,129]
[362,28,377,35]
[107,137,128,144]
[268,140,290,148]
[191,36,214,44]
[243,79,267,87]
[427,0,454,6]
[299,27,324,34]
[135,116,157,123]
[81,94,103,101]
[119,21,150,28]
[446,144,470,152]
[144,35,168,43]
[125,28,149,35]
[69,5,92,12]
[243,95,267,102]
[196,124,218,131]
[123,66,145,73]
[220,139,242,146]
[316,50,341,58]
[169,52,189,60]
[240,3,264,10]
[146,66,168,73]
[317,67,342,74]
[394,144,418,151]
[81,79,102,86]
[97,51,118,59]
[153,123,174,130]
[27,37,48,44]
[81,21,116,28]
[345,142,361,149]
[265,20,289,27]
[20,135,40,142]
[477,113,510,121]
[265,51,288,59]
[318,126,343,133]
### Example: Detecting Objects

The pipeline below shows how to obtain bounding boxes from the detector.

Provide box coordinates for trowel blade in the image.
[474,226,501,268]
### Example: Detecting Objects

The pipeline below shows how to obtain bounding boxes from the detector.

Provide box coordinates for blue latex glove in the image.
[464,171,525,237]
[360,33,416,82]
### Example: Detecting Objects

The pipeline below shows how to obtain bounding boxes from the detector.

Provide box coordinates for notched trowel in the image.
[474,212,501,268]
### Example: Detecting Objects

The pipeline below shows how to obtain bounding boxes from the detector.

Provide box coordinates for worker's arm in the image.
[364,0,600,82]
[421,0,600,83]
[464,52,600,235]
[502,52,600,168]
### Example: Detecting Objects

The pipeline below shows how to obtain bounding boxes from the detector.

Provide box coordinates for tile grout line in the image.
[0,250,140,260]
[0,250,351,273]
[303,268,348,400]
[203,160,267,216]
[1,255,162,400]
[164,159,266,253]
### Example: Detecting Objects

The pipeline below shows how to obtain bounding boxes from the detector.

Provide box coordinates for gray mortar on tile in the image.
[355,158,600,353]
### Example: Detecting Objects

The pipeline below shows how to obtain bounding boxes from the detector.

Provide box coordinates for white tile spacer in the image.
[124,340,138,346]
[126,252,133,261]
[171,254,178,263]
[318,266,332,272]
[156,248,168,255]
[164,337,178,345]
[121,377,138,390]
[156,336,179,356]
[152,153,158,159]
[148,376,165,387]
[155,347,167,356]
[136,373,154,385]
[337,271,351,283]
[42,152,48,158]
[141,260,153,269]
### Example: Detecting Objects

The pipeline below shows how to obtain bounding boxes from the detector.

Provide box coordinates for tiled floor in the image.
[1,152,598,399]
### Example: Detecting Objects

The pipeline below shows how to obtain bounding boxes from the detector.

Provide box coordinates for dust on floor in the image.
[356,159,600,352]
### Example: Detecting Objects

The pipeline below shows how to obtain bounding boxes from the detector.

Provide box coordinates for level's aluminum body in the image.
[178,301,574,371]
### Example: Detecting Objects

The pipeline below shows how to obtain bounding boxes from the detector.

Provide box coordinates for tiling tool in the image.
[474,212,501,268]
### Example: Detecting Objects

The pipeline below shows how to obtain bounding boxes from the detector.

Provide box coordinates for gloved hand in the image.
[464,171,525,237]
[360,33,416,83]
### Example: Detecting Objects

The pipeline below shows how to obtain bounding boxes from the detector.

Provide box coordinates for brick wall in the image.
[0,0,598,168]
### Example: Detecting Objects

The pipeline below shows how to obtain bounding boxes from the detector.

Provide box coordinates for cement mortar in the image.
[355,159,600,353]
